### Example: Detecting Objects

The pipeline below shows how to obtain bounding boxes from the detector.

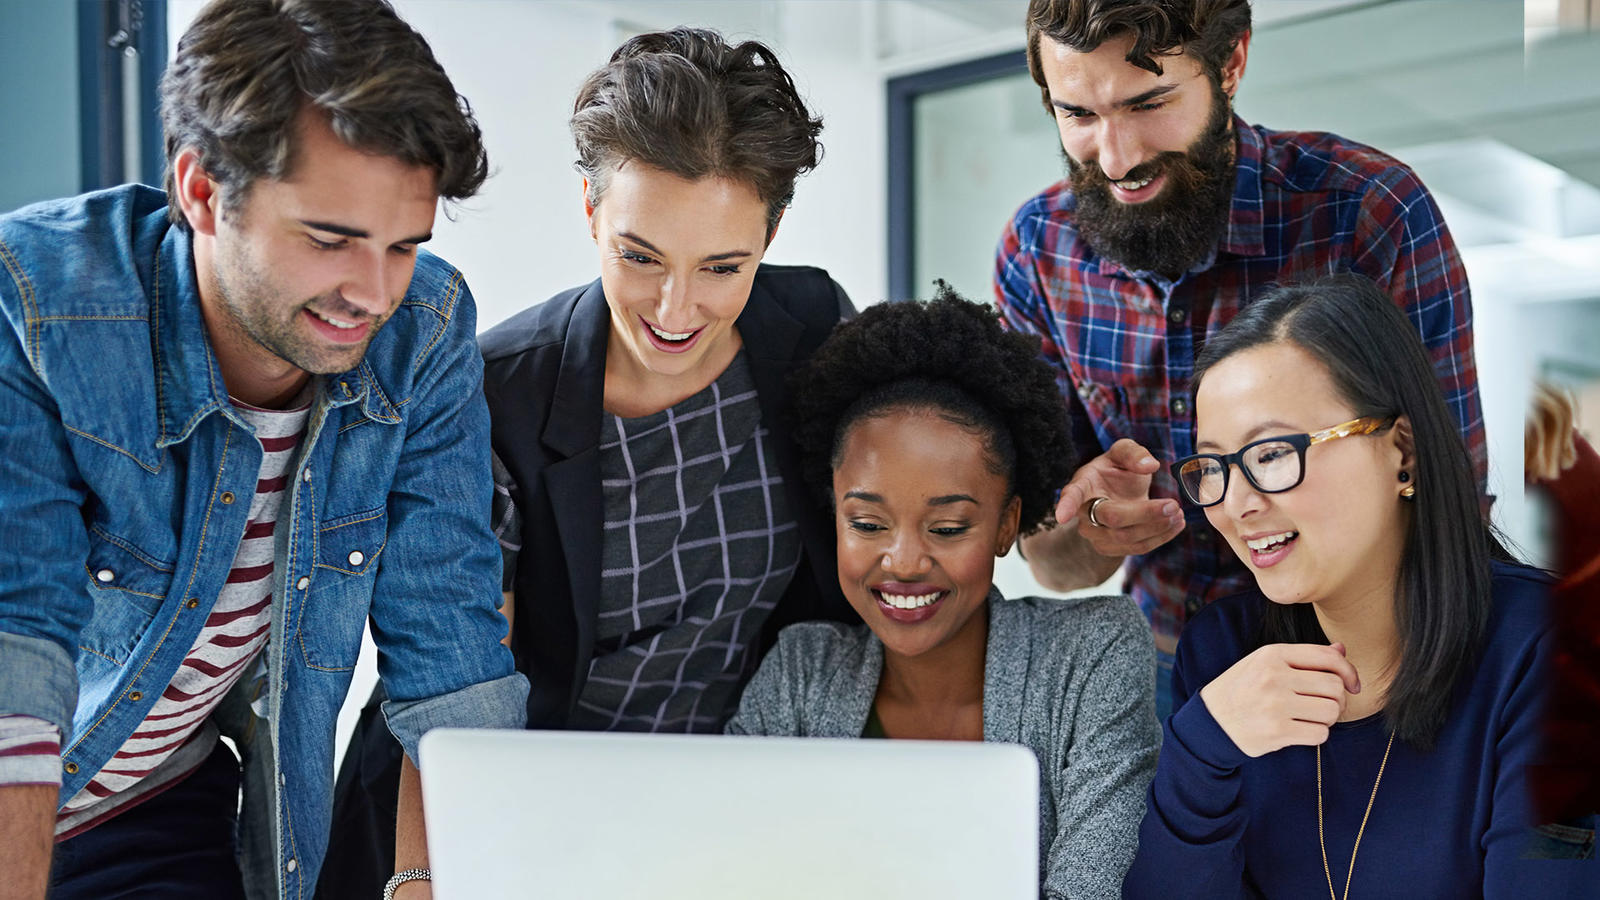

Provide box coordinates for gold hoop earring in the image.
[1400,484,1416,500]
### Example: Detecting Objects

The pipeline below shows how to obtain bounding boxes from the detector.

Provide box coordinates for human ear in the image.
[1220,30,1250,98]
[173,148,221,236]
[1390,415,1416,485]
[582,178,597,239]
[995,495,1022,557]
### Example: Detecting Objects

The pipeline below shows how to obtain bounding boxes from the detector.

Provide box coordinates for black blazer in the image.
[478,263,859,728]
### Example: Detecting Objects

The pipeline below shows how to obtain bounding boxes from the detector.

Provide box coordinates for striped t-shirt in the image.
[0,396,307,838]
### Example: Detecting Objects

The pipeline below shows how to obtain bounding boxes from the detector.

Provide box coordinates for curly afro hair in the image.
[789,283,1077,535]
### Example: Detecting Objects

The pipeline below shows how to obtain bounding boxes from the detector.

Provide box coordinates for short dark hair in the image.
[1025,0,1251,112]
[160,0,488,227]
[571,27,823,236]
[789,284,1077,536]
[1192,273,1502,749]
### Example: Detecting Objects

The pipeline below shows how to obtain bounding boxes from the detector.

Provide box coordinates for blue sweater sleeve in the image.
[1123,616,1260,899]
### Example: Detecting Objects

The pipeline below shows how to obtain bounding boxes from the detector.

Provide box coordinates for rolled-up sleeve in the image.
[367,268,529,762]
[382,672,528,764]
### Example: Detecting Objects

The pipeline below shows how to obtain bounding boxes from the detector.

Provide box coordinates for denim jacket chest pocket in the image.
[79,528,176,665]
[300,506,387,671]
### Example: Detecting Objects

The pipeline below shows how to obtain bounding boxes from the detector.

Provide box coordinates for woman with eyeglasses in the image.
[1122,275,1553,898]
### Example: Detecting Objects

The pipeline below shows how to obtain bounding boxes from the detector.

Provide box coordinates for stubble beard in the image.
[212,241,381,378]
[1066,86,1238,279]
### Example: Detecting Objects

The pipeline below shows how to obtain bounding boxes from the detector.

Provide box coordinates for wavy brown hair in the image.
[1025,0,1251,112]
[160,0,487,227]
[571,27,823,237]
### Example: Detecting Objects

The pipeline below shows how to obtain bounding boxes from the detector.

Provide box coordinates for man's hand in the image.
[1198,643,1363,758]
[1056,438,1185,557]
[0,783,56,900]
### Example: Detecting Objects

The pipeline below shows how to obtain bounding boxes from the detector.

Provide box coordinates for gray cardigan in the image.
[726,591,1160,900]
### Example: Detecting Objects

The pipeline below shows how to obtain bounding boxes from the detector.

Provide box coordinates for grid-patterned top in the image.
[568,351,800,733]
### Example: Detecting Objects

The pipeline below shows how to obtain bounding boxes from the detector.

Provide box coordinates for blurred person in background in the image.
[1524,382,1600,860]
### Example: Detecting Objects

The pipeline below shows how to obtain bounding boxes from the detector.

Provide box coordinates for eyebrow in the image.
[1195,419,1305,452]
[841,490,978,507]
[1052,83,1181,116]
[301,220,432,245]
[618,231,755,263]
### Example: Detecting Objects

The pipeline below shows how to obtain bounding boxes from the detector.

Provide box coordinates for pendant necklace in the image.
[1316,730,1396,900]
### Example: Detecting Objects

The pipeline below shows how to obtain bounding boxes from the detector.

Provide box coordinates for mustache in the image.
[1067,151,1187,187]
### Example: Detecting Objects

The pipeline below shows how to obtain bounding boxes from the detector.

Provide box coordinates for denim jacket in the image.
[0,185,528,898]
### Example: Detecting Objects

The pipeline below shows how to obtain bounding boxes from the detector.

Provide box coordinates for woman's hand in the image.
[1198,642,1362,758]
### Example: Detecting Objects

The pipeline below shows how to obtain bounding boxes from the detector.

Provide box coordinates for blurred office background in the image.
[4,0,1597,759]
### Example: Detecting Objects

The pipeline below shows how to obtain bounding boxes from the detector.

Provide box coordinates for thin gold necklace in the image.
[1316,730,1396,900]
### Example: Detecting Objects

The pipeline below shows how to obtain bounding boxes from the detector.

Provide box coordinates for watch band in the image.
[383,868,431,900]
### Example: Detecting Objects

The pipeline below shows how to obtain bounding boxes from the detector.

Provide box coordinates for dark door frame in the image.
[885,49,1027,304]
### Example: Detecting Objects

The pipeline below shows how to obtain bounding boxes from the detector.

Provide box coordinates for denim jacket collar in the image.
[152,225,399,449]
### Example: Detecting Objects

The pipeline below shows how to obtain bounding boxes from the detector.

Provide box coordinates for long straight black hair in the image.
[1191,274,1503,749]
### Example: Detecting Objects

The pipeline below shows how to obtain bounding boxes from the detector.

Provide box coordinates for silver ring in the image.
[1086,496,1109,528]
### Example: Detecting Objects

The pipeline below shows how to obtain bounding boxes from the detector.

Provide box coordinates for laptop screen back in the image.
[419,728,1039,899]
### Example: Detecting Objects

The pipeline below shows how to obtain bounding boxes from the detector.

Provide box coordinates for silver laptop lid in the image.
[420,728,1039,899]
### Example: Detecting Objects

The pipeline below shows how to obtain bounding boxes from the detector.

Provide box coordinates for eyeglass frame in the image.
[1170,415,1398,508]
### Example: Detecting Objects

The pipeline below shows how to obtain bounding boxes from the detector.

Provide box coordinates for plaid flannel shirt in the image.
[994,116,1487,654]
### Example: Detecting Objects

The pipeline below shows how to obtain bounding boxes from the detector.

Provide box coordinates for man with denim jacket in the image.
[0,2,526,898]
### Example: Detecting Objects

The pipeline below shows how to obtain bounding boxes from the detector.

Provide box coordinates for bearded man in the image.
[994,0,1487,716]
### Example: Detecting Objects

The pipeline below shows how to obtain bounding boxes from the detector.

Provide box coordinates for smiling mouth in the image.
[1113,175,1154,191]
[648,321,698,342]
[873,589,944,610]
[1246,531,1298,552]
[308,308,363,330]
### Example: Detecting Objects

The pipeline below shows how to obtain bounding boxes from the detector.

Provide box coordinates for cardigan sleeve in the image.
[1041,599,1161,900]
[1122,613,1259,900]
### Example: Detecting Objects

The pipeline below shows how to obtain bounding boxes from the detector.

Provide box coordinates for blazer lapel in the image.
[739,280,840,603]
[541,282,610,703]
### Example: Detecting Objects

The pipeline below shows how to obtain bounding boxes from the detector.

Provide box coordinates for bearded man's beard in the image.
[1067,86,1237,278]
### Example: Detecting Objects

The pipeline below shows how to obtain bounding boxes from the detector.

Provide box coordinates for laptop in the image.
[419,728,1040,899]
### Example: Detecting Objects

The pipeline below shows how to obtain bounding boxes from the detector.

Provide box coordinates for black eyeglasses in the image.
[1171,416,1396,508]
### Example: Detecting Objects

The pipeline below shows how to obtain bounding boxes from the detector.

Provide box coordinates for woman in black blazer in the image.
[319,27,856,897]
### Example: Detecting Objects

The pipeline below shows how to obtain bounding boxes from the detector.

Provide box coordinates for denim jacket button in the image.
[296,576,310,591]
[286,858,297,873]
[301,469,311,483]
[221,491,236,505]
[95,568,115,583]
[64,762,78,774]
[347,550,364,566]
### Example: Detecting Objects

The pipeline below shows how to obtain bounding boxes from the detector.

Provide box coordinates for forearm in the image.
[1020,525,1123,592]
[0,784,56,900]
[393,755,430,898]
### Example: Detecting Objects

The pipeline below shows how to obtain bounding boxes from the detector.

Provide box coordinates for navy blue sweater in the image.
[1124,562,1559,899]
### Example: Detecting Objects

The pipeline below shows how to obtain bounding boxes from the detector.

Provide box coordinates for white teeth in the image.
[310,309,359,329]
[649,323,696,341]
[876,591,941,610]
[1115,176,1153,190]
[1246,531,1298,552]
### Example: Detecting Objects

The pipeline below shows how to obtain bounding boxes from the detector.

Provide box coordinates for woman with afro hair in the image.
[726,286,1160,899]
